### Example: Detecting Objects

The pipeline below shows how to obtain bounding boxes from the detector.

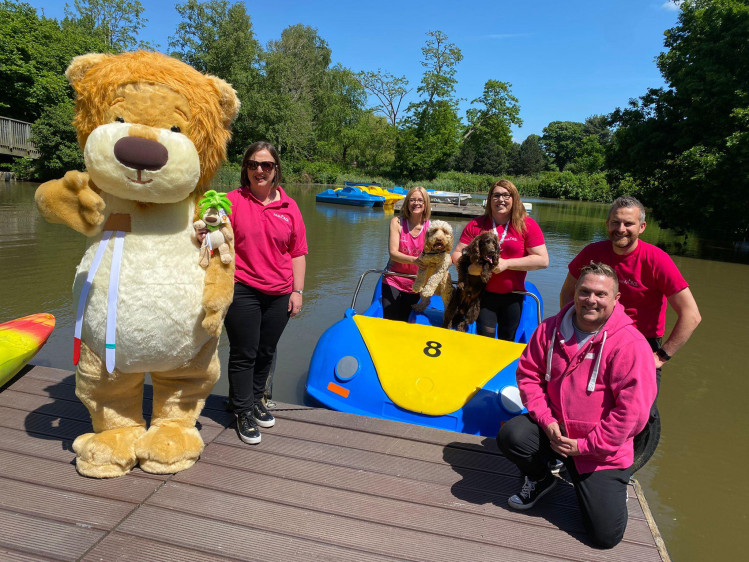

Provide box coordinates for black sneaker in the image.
[236,412,261,444]
[252,401,275,428]
[507,473,557,510]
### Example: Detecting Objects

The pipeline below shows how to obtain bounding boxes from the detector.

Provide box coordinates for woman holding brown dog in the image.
[382,186,432,322]
[451,180,548,341]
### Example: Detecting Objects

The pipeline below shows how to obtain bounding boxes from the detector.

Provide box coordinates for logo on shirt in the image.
[272,212,290,223]
[620,278,640,288]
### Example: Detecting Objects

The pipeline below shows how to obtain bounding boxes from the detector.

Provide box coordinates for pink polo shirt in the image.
[227,186,308,295]
[568,240,688,338]
[458,215,545,294]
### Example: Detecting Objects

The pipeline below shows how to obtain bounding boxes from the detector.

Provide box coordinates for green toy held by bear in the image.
[194,190,234,268]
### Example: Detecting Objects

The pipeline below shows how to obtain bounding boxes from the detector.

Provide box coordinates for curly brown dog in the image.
[412,220,453,313]
[443,231,500,331]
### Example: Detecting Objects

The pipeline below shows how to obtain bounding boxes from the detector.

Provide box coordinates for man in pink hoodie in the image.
[498,263,657,548]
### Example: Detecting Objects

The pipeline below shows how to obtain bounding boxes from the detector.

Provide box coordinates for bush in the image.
[8,157,35,180]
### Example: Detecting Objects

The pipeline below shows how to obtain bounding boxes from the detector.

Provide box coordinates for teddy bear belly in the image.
[73,230,209,374]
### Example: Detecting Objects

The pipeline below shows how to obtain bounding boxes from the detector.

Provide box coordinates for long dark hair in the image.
[240,141,282,189]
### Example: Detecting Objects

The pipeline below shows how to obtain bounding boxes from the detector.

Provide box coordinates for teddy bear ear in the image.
[207,75,241,127]
[66,53,110,88]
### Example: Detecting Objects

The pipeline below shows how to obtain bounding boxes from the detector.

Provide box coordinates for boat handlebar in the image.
[350,269,542,325]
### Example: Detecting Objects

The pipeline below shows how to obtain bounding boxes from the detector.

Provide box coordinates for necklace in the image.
[492,218,511,255]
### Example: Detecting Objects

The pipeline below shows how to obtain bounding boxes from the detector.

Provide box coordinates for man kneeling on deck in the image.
[498,263,657,548]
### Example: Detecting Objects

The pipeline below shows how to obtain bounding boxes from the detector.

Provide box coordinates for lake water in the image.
[2,180,747,561]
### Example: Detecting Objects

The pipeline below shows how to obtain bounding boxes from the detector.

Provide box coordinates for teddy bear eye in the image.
[115,117,125,123]
[171,126,181,133]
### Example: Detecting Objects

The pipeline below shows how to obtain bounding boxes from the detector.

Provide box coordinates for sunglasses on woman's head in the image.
[248,160,275,173]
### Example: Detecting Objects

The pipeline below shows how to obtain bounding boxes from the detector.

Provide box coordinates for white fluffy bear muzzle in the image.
[84,122,201,203]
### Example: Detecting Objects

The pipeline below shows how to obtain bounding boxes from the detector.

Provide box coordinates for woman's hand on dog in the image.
[492,258,509,274]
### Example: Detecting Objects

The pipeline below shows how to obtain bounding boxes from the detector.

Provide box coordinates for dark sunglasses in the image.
[247,160,276,173]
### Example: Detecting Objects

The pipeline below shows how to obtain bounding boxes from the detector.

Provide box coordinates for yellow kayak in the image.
[0,313,55,386]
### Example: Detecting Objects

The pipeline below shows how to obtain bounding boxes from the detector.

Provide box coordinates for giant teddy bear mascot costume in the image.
[35,51,240,478]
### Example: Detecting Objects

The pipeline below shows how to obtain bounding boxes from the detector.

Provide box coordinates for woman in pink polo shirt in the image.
[224,141,308,445]
[451,180,548,341]
[382,186,432,322]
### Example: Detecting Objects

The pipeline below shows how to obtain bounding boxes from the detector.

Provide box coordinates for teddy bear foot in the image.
[72,426,146,478]
[135,423,204,474]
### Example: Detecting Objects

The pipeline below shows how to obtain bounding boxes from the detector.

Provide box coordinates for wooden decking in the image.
[0,365,668,561]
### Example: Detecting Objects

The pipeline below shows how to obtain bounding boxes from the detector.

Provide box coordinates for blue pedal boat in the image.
[306,270,543,437]
[316,186,386,207]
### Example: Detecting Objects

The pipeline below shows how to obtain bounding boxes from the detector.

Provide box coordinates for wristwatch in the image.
[293,289,303,295]
[656,348,671,362]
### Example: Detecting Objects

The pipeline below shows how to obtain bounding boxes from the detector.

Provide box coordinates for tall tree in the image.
[316,64,367,165]
[417,30,463,106]
[170,0,262,156]
[541,120,586,171]
[463,80,522,146]
[609,0,749,239]
[262,24,332,158]
[398,30,463,178]
[357,69,410,126]
[0,1,107,121]
[64,0,150,51]
[516,134,548,175]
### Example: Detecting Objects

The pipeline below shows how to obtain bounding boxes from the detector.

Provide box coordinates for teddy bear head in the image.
[66,51,240,204]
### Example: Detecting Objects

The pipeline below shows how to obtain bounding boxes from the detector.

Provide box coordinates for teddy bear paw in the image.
[72,425,146,478]
[135,423,204,474]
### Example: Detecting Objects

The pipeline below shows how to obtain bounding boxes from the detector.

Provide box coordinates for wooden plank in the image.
[0,450,164,502]
[0,477,135,530]
[171,464,657,558]
[0,509,104,561]
[117,505,407,561]
[82,533,238,562]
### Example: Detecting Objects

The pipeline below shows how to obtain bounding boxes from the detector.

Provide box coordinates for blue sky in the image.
[28,0,682,140]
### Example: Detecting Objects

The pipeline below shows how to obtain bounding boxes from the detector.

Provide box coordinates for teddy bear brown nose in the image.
[114,136,168,171]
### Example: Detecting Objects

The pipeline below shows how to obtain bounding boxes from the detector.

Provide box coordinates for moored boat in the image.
[306,271,543,437]
[316,186,386,207]
[0,313,55,387]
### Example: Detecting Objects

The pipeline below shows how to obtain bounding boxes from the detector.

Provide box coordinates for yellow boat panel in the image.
[354,315,525,416]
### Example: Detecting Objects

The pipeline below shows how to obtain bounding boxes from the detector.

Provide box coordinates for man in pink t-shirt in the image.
[560,196,701,470]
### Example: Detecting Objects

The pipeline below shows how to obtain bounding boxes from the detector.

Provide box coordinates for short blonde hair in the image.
[401,186,431,222]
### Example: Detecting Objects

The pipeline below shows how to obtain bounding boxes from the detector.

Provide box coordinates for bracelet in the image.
[293,289,303,295]
[656,348,671,362]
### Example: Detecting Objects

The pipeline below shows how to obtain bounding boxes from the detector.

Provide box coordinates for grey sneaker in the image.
[507,473,557,510]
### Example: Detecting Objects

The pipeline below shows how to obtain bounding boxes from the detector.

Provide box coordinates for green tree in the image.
[64,0,150,51]
[568,135,606,174]
[460,79,522,175]
[262,24,332,159]
[397,30,463,178]
[463,80,522,148]
[516,134,548,175]
[0,1,107,121]
[416,30,463,105]
[541,120,586,171]
[30,100,84,180]
[316,65,367,165]
[169,0,262,157]
[609,0,749,239]
[357,69,410,127]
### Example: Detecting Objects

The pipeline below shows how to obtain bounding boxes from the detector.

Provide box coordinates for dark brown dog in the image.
[442,231,500,331]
